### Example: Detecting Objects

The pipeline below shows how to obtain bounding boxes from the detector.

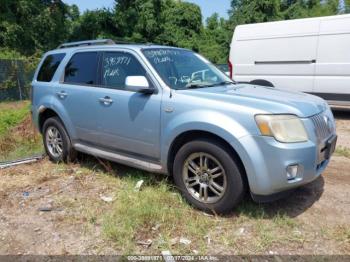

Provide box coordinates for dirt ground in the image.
[0,109,349,255]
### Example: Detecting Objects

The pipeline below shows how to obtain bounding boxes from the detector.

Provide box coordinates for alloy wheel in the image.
[182,152,227,204]
[45,126,63,158]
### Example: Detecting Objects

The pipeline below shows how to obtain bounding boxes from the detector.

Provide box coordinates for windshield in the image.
[142,48,233,90]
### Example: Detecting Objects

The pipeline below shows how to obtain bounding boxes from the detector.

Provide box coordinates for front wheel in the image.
[173,139,245,214]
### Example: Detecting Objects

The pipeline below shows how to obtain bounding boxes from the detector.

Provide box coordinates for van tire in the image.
[173,138,245,214]
[250,79,274,87]
[42,117,77,163]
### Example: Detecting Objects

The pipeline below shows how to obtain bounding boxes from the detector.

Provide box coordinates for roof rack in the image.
[57,39,115,49]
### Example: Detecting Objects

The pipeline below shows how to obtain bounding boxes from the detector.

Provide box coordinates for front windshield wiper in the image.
[185,81,236,90]
[186,84,212,89]
[213,81,236,86]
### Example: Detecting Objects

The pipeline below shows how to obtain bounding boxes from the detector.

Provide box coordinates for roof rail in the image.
[57,39,115,49]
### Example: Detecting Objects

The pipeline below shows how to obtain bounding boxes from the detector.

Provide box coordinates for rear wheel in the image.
[173,138,245,214]
[43,117,76,163]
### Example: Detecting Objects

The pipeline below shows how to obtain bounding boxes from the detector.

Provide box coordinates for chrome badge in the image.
[323,115,333,133]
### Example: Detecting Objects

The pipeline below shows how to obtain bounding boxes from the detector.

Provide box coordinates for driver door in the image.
[93,51,162,159]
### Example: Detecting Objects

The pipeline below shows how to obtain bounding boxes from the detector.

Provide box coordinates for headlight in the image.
[255,114,308,143]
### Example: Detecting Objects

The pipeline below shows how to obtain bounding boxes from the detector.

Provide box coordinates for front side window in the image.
[37,53,65,82]
[64,52,98,85]
[101,52,147,90]
[142,48,232,90]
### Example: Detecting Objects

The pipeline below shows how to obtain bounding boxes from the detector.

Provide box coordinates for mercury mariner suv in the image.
[31,39,337,214]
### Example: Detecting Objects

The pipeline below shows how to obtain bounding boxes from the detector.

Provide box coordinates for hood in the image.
[179,84,327,118]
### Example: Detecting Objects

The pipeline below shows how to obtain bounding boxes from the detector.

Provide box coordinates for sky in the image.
[63,0,231,20]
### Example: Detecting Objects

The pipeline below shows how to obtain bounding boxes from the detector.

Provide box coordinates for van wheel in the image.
[43,117,76,163]
[250,79,274,87]
[173,138,245,214]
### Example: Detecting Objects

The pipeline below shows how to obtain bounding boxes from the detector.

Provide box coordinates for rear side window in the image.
[37,53,65,82]
[64,52,98,85]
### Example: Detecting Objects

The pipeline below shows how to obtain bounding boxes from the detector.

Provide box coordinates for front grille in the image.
[310,112,333,142]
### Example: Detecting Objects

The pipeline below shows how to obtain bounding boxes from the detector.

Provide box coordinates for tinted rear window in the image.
[37,53,65,82]
[64,52,98,85]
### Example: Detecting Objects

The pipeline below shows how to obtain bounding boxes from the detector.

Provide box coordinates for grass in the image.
[335,146,350,158]
[102,170,214,254]
[0,101,29,136]
[98,169,304,254]
[0,100,43,161]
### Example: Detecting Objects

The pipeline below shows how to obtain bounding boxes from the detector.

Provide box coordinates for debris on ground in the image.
[134,180,144,192]
[136,239,152,247]
[100,195,114,203]
[38,207,53,212]
[0,155,45,169]
[23,192,30,197]
[179,237,191,245]
[95,158,117,176]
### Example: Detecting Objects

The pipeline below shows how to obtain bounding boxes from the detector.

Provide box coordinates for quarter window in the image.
[37,53,65,82]
[101,52,147,90]
[64,52,98,85]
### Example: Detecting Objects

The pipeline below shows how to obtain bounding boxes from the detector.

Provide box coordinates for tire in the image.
[250,79,274,87]
[42,117,77,163]
[173,138,245,214]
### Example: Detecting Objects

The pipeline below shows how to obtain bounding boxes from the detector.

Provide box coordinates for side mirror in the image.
[125,76,154,94]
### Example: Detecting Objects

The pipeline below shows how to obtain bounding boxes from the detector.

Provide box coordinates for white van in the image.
[229,14,350,106]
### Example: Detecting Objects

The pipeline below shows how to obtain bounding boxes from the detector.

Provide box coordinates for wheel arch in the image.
[38,108,60,133]
[38,106,74,139]
[167,130,249,189]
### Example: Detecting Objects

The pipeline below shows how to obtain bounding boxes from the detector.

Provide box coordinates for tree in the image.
[0,0,71,54]
[69,8,117,41]
[197,13,231,63]
[156,0,202,49]
[280,0,339,19]
[229,0,281,27]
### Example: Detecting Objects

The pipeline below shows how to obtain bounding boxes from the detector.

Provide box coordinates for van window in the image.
[37,53,65,82]
[64,52,98,85]
[101,52,147,90]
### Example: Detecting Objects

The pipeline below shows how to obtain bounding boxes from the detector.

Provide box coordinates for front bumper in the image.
[235,112,336,197]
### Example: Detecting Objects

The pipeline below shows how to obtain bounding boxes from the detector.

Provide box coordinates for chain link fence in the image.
[0,59,34,102]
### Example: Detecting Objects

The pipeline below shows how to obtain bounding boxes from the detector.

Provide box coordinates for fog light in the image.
[286,165,298,180]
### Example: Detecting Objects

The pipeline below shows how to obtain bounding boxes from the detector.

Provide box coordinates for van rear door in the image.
[313,15,350,103]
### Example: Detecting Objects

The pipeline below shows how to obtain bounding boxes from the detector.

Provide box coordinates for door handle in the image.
[56,91,68,99]
[99,96,113,105]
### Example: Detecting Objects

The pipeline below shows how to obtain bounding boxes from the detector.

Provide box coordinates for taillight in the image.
[228,59,233,79]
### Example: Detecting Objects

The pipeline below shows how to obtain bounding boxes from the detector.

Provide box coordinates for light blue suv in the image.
[31,39,337,214]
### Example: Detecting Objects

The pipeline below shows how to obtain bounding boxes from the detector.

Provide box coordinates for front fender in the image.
[161,110,251,167]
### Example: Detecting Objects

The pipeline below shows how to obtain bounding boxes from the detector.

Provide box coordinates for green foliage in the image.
[0,48,24,60]
[102,171,212,253]
[0,101,43,161]
[0,101,29,135]
[0,0,345,66]
[0,0,72,55]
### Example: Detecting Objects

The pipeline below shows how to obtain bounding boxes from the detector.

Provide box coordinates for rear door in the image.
[58,51,102,143]
[313,16,350,102]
